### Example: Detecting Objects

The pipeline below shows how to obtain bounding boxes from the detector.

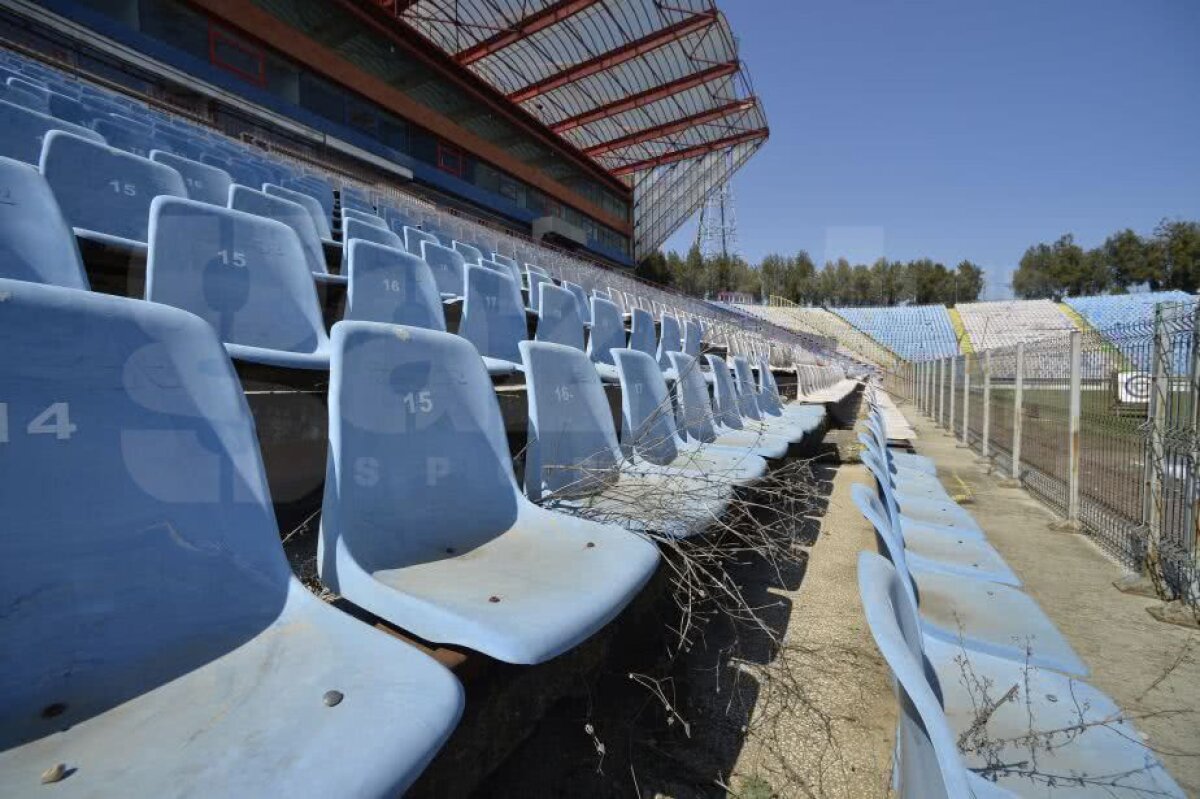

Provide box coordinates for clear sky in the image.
[663,0,1200,299]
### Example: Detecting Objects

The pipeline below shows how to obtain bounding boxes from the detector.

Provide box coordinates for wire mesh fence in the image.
[892,300,1200,610]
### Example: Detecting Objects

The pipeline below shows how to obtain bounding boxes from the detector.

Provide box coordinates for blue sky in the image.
[663,0,1200,298]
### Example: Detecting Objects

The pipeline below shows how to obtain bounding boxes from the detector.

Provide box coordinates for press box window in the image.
[208,25,266,87]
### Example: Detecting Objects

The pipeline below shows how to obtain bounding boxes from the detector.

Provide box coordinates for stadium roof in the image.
[373,0,768,258]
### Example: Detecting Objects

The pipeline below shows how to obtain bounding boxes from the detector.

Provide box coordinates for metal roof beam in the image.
[611,127,768,176]
[550,60,738,134]
[374,0,421,14]
[508,10,717,104]
[584,97,757,157]
[457,0,604,66]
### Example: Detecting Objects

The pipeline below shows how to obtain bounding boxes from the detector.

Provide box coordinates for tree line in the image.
[1012,220,1200,300]
[635,244,985,307]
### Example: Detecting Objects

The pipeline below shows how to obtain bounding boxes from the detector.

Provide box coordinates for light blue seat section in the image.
[341,217,403,273]
[41,130,186,249]
[150,150,232,206]
[228,184,334,281]
[731,355,818,440]
[562,281,592,325]
[534,282,585,350]
[526,270,552,312]
[318,322,659,664]
[0,279,462,797]
[834,304,959,361]
[0,99,103,165]
[1066,291,1196,371]
[92,116,152,157]
[668,352,790,460]
[0,156,89,289]
[341,208,386,230]
[453,239,483,266]
[656,314,681,369]
[481,258,527,310]
[145,196,331,370]
[859,552,1184,799]
[458,264,526,375]
[264,182,333,241]
[708,353,804,445]
[404,225,438,257]
[862,449,983,535]
[587,296,626,381]
[682,319,702,357]
[344,239,445,331]
[421,240,466,298]
[628,307,656,356]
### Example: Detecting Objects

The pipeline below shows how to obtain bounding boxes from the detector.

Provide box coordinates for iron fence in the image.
[890,301,1200,609]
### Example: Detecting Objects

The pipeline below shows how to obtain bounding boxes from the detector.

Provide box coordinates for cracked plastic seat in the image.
[420,240,466,299]
[41,130,186,252]
[229,184,342,286]
[613,349,767,486]
[853,484,1087,675]
[150,150,232,206]
[319,322,659,664]
[0,99,103,165]
[0,156,89,289]
[522,341,729,538]
[146,196,331,370]
[669,352,790,460]
[0,279,463,797]
[859,553,1183,799]
[458,264,526,376]
[344,239,445,331]
[265,183,333,241]
[587,296,626,382]
[534,282,584,350]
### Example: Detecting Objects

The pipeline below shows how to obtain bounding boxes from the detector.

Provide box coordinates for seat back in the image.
[629,307,656,356]
[341,208,386,229]
[526,270,552,312]
[92,117,152,157]
[732,356,764,421]
[588,297,626,367]
[228,185,326,276]
[562,281,592,325]
[668,352,719,444]
[535,283,585,350]
[146,197,328,359]
[342,217,403,271]
[481,258,527,309]
[0,279,290,741]
[0,156,89,289]
[755,357,784,415]
[613,348,682,465]
[705,354,745,430]
[404,225,438,257]
[682,319,702,357]
[458,264,526,364]
[320,323,521,580]
[344,239,445,331]
[520,340,620,501]
[150,150,231,206]
[0,99,103,164]
[657,314,682,369]
[491,253,517,273]
[857,552,972,799]
[420,240,466,297]
[453,240,483,266]
[264,183,332,240]
[41,130,186,244]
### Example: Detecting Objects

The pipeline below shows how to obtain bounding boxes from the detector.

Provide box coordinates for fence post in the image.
[936,358,944,423]
[1142,305,1170,591]
[948,356,957,433]
[1010,342,1025,482]
[1065,330,1083,527]
[925,360,933,415]
[980,349,991,458]
[960,353,971,446]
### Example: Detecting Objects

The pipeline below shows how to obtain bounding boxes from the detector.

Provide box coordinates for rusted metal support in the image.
[1067,330,1083,523]
[610,128,769,176]
[1012,343,1025,481]
[457,0,603,66]
[584,98,757,157]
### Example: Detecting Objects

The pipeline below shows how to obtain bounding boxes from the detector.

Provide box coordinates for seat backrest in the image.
[263,183,333,241]
[228,185,326,276]
[420,240,466,297]
[458,264,526,364]
[404,225,438,257]
[282,176,334,223]
[535,282,585,350]
[150,150,231,206]
[0,156,89,289]
[629,307,656,356]
[588,296,626,366]
[561,281,592,325]
[732,356,764,421]
[0,278,291,735]
[612,348,683,465]
[682,319,702,357]
[705,354,745,430]
[857,552,972,799]
[92,117,152,157]
[41,130,186,244]
[520,340,620,501]
[341,208,386,230]
[491,253,517,272]
[657,314,682,369]
[321,322,522,577]
[146,196,329,359]
[344,239,445,331]
[755,357,784,415]
[526,271,552,311]
[453,240,483,266]
[0,99,103,165]
[341,217,403,271]
[668,352,719,444]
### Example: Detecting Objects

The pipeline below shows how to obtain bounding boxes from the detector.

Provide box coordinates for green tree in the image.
[951,260,985,304]
[1155,219,1200,292]
[635,250,671,286]
[1103,229,1159,290]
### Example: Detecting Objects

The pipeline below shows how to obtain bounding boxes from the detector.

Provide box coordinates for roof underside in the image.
[377,0,768,258]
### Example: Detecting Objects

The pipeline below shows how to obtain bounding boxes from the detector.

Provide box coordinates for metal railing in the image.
[884,300,1200,610]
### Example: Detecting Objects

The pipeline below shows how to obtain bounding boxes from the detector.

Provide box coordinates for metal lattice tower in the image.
[696,166,739,260]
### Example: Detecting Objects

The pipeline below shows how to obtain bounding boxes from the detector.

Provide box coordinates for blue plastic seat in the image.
[420,240,466,298]
[229,185,338,283]
[404,225,438,257]
[150,127,204,161]
[707,354,805,446]
[0,100,103,165]
[682,319,703,357]
[587,296,626,382]
[0,83,48,112]
[668,352,790,459]
[535,283,585,350]
[526,270,553,312]
[146,196,331,370]
[0,279,462,797]
[264,183,334,242]
[452,240,483,266]
[859,552,1183,798]
[41,130,186,250]
[656,313,682,369]
[458,264,526,376]
[561,281,592,325]
[92,117,152,157]
[861,448,984,536]
[344,240,445,331]
[283,176,335,224]
[0,156,90,289]
[5,76,48,110]
[149,150,232,206]
[319,322,659,664]
[341,217,403,273]
[342,208,386,229]
[629,308,657,357]
[490,253,517,273]
[730,356,816,441]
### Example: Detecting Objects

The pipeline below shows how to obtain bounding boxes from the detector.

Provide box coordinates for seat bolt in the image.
[489,595,501,603]
[586,542,595,548]
[41,764,68,784]
[40,703,66,719]
[323,690,344,707]
[445,547,456,554]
